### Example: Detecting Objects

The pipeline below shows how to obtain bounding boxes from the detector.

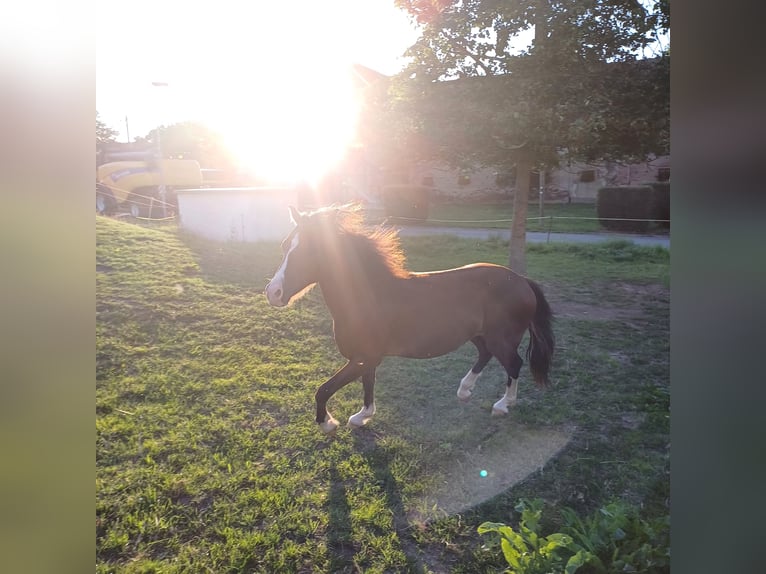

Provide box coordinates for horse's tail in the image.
[525,279,555,388]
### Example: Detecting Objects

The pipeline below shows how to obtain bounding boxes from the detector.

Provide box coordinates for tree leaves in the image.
[97,111,119,145]
[393,0,670,170]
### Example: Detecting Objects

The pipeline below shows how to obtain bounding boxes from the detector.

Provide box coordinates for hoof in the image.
[319,415,340,434]
[457,390,472,402]
[491,403,509,416]
[348,405,375,428]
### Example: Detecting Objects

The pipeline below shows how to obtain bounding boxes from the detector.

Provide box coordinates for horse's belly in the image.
[390,339,466,360]
[384,314,480,359]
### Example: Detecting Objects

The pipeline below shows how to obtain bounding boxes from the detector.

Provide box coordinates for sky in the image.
[96,1,666,184]
[96,1,422,183]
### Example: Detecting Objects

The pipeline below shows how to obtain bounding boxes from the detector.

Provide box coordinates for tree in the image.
[96,112,119,146]
[393,0,669,273]
[134,122,237,170]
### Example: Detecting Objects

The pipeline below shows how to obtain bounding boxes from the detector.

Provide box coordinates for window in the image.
[579,169,596,183]
[657,167,670,181]
[421,176,434,187]
[457,174,471,186]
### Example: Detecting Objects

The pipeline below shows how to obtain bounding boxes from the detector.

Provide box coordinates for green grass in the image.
[97,216,669,573]
[367,200,669,235]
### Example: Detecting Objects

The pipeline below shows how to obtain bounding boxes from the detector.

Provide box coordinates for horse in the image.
[264,204,555,434]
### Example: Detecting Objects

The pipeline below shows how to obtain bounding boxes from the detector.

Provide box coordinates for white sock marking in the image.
[457,370,481,400]
[492,378,518,415]
[319,412,339,434]
[348,403,376,427]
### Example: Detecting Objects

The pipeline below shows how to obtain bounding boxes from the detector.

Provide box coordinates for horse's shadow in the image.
[325,429,429,573]
[326,466,355,570]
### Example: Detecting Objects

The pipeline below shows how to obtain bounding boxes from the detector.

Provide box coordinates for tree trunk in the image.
[508,1,546,274]
[509,148,532,274]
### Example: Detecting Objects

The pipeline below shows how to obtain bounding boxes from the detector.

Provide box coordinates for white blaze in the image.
[265,233,299,306]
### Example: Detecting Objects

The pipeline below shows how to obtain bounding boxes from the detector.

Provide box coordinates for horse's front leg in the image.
[348,364,377,428]
[315,360,365,434]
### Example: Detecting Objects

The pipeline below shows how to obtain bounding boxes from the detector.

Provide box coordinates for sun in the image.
[208,63,362,187]
[97,1,421,187]
[150,2,375,188]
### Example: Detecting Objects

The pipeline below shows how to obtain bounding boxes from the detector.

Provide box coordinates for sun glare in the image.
[209,64,361,187]
[98,1,420,188]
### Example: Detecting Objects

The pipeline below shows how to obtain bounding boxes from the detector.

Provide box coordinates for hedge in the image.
[597,184,670,233]
[597,186,654,232]
[644,181,670,230]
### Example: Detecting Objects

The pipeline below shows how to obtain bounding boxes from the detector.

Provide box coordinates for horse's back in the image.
[409,263,534,304]
[432,263,537,326]
[379,263,536,358]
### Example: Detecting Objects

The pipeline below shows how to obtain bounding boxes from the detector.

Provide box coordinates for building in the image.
[342,60,668,204]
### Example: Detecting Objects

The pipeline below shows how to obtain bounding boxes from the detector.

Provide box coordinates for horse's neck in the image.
[316,253,393,323]
[318,271,377,319]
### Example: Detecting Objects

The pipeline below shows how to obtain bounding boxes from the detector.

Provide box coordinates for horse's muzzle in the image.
[264,280,287,307]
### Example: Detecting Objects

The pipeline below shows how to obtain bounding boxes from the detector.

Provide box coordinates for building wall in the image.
[385,155,670,202]
[176,187,297,242]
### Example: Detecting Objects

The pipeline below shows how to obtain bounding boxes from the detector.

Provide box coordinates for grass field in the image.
[96,216,669,573]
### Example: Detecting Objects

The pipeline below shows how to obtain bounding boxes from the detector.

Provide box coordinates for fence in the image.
[96,182,177,221]
[96,194,670,243]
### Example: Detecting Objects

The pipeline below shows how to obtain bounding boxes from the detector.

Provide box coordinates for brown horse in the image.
[265,204,555,434]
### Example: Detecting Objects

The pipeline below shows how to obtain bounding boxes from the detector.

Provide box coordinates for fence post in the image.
[547,215,553,243]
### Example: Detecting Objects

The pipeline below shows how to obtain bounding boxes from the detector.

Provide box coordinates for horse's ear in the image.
[289,205,303,226]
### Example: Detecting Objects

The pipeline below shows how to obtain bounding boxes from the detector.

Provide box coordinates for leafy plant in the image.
[560,501,670,573]
[478,499,584,574]
[478,499,669,574]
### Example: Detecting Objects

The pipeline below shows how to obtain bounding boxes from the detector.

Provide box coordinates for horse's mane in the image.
[307,204,409,279]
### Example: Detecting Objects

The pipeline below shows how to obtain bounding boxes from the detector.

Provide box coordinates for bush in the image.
[479,498,670,574]
[644,181,670,230]
[597,186,653,232]
[380,185,431,221]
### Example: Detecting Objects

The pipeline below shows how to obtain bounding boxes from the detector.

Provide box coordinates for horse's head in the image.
[264,206,321,307]
[265,203,386,306]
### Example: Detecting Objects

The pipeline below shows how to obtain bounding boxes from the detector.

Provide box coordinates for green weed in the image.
[478,498,669,573]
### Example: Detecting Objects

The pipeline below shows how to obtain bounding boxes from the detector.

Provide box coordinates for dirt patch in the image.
[551,282,668,322]
[412,422,571,521]
[614,282,668,298]
[553,301,640,321]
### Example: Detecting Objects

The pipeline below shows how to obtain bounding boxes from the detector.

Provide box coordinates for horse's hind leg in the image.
[315,360,365,434]
[457,336,493,401]
[486,332,524,415]
[492,375,520,415]
[348,365,377,428]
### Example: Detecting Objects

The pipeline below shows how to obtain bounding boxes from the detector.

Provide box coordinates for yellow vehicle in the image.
[96,159,203,217]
